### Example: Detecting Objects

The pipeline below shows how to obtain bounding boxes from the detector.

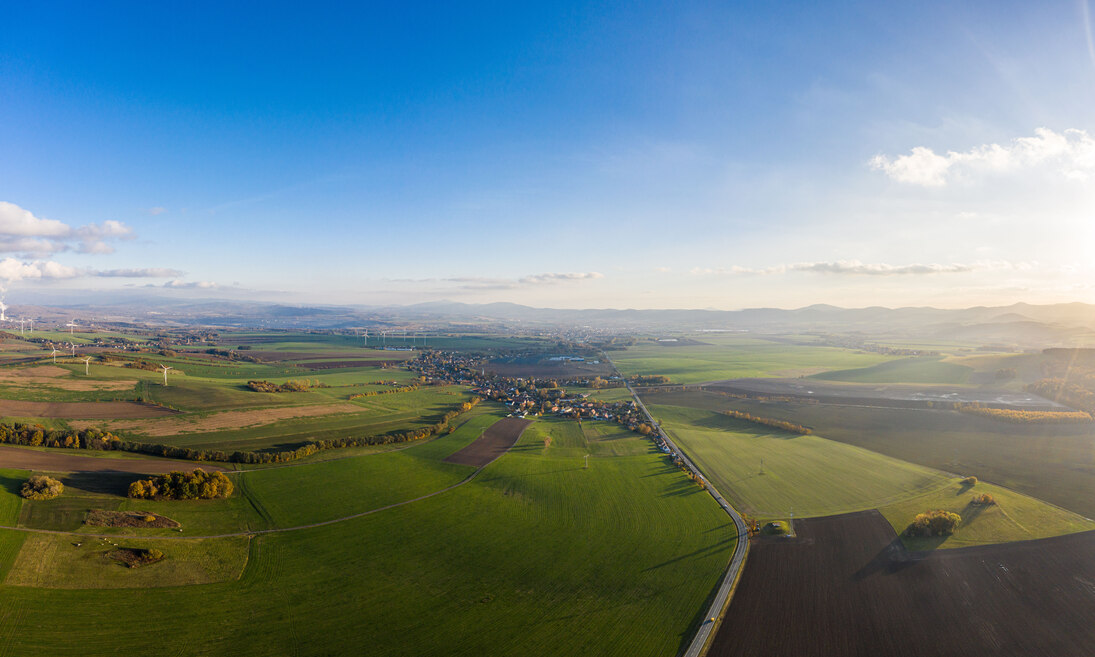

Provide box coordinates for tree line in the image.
[722,410,812,435]
[349,384,419,399]
[0,397,481,465]
[955,402,1092,424]
[247,379,328,393]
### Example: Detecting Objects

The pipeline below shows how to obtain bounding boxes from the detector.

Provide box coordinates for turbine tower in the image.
[18,318,25,336]
[66,319,78,335]
[363,328,368,347]
[70,343,76,356]
[159,363,173,386]
[83,356,92,375]
[49,345,58,363]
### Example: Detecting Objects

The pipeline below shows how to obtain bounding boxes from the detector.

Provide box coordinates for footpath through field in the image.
[0,417,533,541]
[604,353,749,657]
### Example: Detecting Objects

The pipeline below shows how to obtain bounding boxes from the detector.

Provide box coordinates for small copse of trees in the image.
[128,469,233,500]
[349,384,418,400]
[906,509,961,537]
[21,475,64,500]
[247,379,326,393]
[972,493,996,505]
[961,476,978,486]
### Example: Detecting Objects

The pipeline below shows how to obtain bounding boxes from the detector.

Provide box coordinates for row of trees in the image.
[956,402,1092,424]
[0,423,122,450]
[628,375,672,385]
[722,410,812,435]
[0,397,482,465]
[128,469,233,500]
[349,384,419,399]
[247,379,327,393]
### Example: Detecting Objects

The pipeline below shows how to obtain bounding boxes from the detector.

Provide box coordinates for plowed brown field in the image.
[0,444,228,473]
[0,399,176,419]
[712,510,1095,657]
[443,417,532,467]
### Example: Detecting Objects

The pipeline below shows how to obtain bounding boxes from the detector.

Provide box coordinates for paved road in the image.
[604,354,749,657]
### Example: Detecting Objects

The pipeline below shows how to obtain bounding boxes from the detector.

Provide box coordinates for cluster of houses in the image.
[410,350,656,433]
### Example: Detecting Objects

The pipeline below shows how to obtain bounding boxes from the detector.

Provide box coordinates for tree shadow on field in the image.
[853,537,921,580]
[60,471,136,496]
[643,534,739,572]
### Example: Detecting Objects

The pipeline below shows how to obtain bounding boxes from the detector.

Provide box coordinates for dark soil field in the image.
[443,417,532,466]
[0,445,229,473]
[712,510,1095,657]
[0,399,177,419]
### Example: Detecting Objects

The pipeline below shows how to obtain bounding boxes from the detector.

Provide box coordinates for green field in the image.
[0,415,736,656]
[879,478,1095,550]
[650,404,952,518]
[611,335,896,384]
[642,389,1095,520]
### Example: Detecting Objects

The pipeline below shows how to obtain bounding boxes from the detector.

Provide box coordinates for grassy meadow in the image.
[0,415,737,657]
[611,335,896,384]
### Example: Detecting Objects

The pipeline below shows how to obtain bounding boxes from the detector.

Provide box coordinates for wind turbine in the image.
[66,319,78,335]
[83,356,92,375]
[70,343,76,357]
[159,363,173,386]
[362,328,368,347]
[18,318,25,336]
[49,345,58,363]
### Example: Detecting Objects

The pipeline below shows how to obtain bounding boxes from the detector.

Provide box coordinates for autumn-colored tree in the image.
[21,475,64,500]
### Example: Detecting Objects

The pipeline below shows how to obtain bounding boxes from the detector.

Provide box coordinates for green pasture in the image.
[649,404,952,517]
[810,357,973,384]
[880,478,1095,550]
[0,415,735,657]
[644,389,1095,521]
[611,335,896,384]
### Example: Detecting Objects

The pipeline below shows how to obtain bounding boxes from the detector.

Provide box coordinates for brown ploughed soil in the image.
[711,509,1095,657]
[443,417,533,467]
[0,399,175,419]
[0,445,229,473]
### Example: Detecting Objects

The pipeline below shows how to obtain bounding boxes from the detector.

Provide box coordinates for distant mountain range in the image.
[9,297,1095,347]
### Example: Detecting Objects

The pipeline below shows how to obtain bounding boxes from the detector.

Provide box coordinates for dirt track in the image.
[0,399,176,419]
[0,445,228,473]
[711,510,1095,657]
[444,417,532,466]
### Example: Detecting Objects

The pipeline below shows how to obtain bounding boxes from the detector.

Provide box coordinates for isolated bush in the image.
[906,510,961,537]
[972,493,996,505]
[960,476,978,486]
[21,475,64,500]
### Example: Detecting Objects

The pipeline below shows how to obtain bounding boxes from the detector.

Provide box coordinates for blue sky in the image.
[2,1,1094,309]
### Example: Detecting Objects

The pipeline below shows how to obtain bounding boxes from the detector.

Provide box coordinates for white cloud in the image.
[870,128,1095,186]
[690,260,1027,277]
[163,279,218,289]
[96,268,184,278]
[146,207,167,216]
[0,202,136,255]
[518,272,604,284]
[0,258,80,282]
